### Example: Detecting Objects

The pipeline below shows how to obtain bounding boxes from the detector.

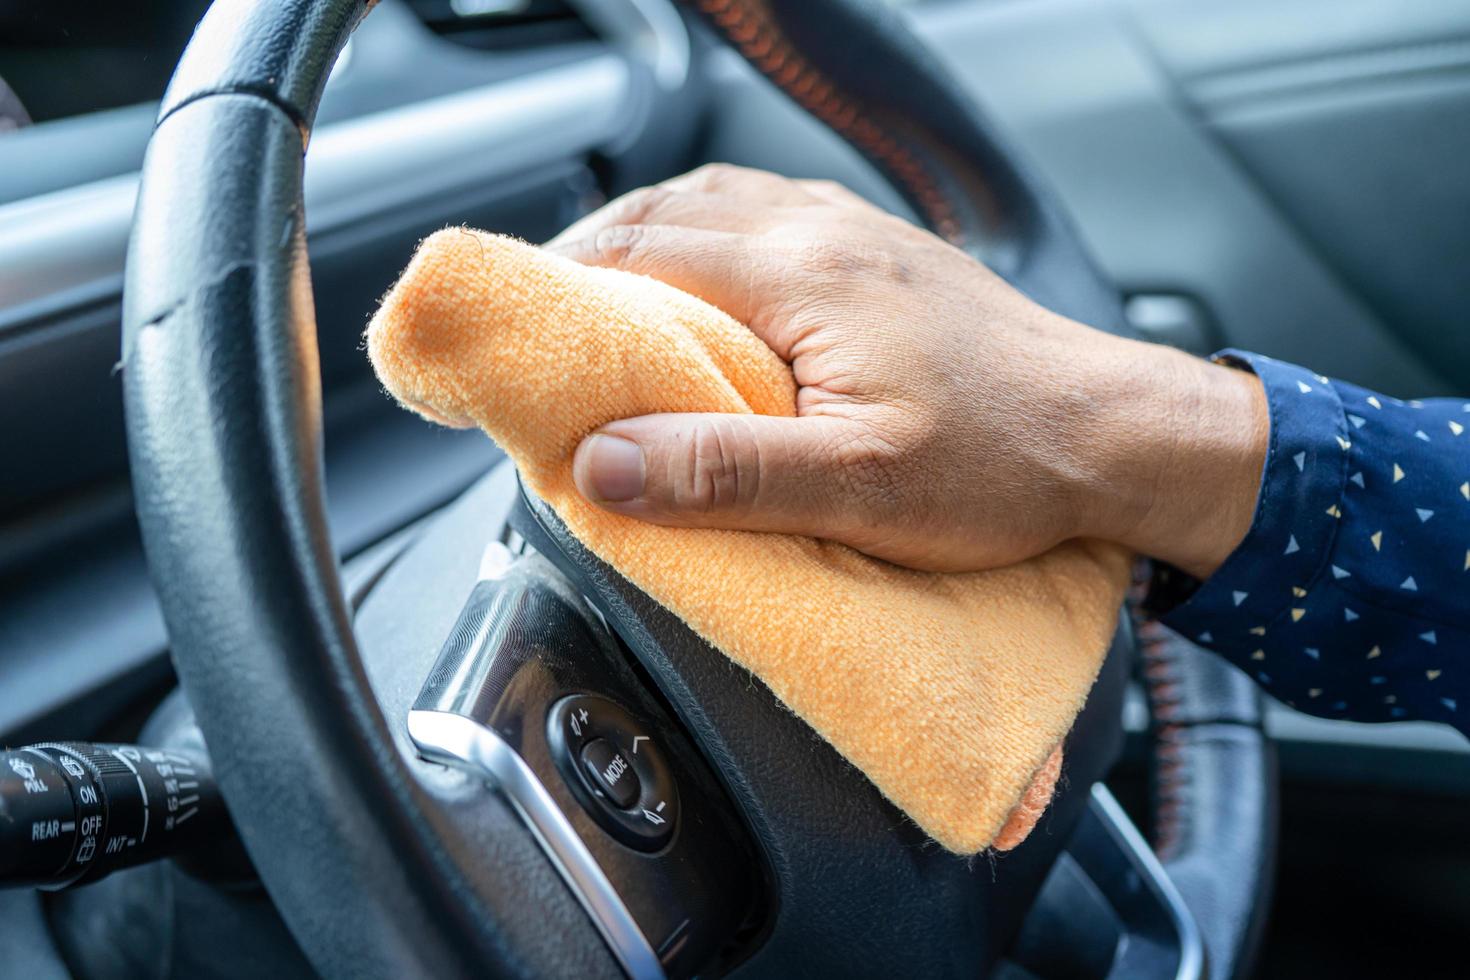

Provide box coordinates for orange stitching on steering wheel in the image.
[1132,601,1190,860]
[693,0,965,245]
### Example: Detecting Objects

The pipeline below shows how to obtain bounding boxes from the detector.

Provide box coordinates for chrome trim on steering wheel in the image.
[407,542,663,979]
[1089,784,1205,980]
[408,708,664,980]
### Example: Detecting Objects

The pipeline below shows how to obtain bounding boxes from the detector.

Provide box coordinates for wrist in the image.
[1072,337,1269,579]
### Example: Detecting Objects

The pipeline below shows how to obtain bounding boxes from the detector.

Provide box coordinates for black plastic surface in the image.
[412,553,762,975]
[0,889,69,980]
[514,483,1130,976]
[1008,853,1125,979]
[1063,794,1193,979]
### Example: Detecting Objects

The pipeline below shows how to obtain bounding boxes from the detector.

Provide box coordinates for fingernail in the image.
[575,434,645,502]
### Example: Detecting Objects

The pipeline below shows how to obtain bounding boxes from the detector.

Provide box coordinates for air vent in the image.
[403,0,595,50]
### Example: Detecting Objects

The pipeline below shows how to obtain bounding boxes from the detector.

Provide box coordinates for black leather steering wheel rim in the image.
[121,0,1273,976]
[123,3,516,974]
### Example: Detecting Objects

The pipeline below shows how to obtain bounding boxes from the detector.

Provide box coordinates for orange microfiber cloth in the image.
[367,229,1132,853]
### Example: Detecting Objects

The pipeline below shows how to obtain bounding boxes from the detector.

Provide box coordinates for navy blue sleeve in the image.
[1155,350,1469,734]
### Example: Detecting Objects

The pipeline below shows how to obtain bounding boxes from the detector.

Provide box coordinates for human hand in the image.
[546,164,1267,578]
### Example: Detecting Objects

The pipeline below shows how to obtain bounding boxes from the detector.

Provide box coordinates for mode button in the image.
[580,739,640,809]
[548,695,680,851]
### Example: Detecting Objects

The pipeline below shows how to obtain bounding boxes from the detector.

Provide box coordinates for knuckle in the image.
[804,178,850,201]
[682,162,748,192]
[590,223,648,265]
[609,184,675,227]
[789,234,908,285]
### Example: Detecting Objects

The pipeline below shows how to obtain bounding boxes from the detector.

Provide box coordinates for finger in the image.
[572,412,885,542]
[546,185,671,249]
[547,224,794,340]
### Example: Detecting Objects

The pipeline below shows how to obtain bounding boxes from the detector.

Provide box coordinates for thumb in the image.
[571,412,875,539]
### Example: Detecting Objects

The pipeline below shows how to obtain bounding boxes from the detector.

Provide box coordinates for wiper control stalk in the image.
[0,741,225,890]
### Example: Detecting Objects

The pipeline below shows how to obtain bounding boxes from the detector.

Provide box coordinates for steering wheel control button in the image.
[549,695,680,851]
[581,739,640,809]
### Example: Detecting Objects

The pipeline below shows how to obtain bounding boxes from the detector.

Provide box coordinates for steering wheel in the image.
[121,0,1275,976]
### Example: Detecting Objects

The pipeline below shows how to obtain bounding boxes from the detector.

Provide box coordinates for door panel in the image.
[903,0,1469,397]
[1129,0,1470,391]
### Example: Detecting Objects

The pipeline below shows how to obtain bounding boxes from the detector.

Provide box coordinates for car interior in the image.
[1,1,1467,977]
